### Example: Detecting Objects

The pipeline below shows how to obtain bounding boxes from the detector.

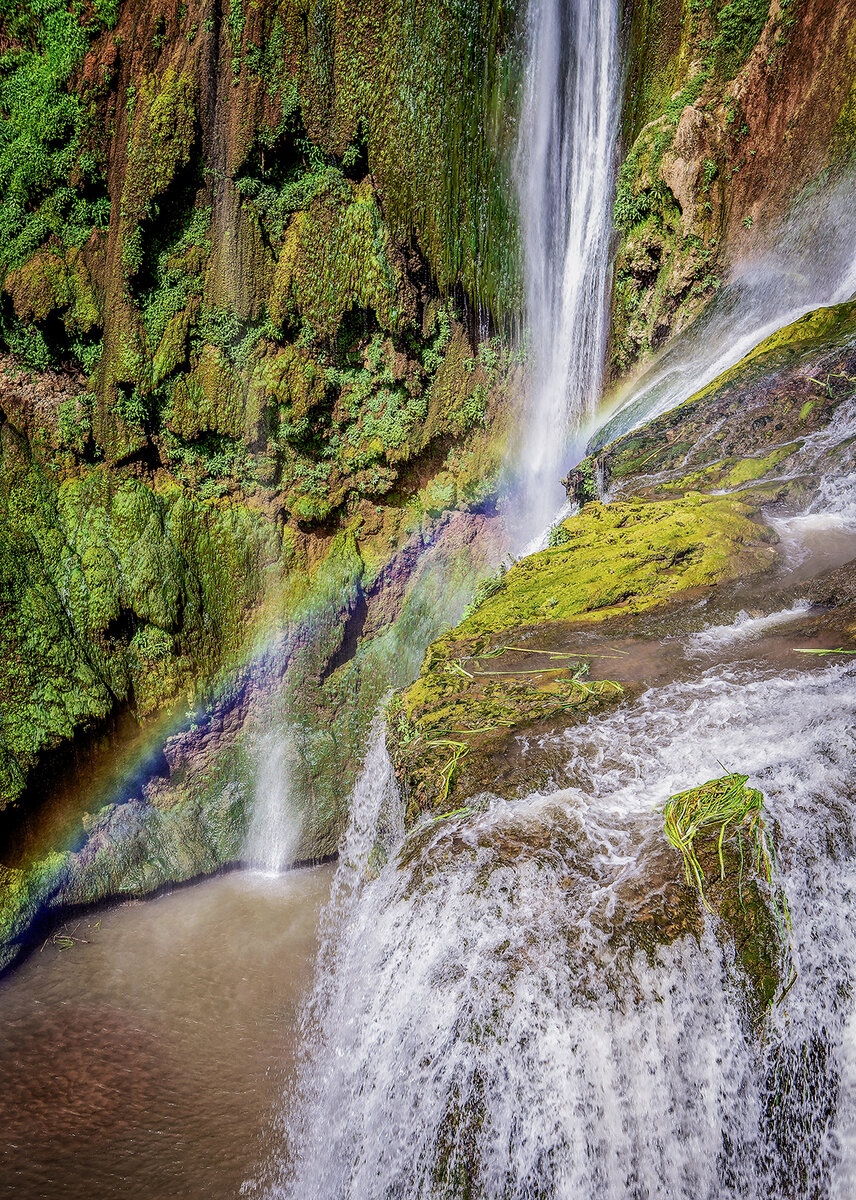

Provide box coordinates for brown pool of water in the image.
[0,865,332,1200]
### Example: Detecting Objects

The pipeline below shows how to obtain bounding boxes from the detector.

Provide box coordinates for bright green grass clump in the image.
[664,772,776,909]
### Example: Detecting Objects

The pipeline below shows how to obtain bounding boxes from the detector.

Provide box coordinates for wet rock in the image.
[587,298,856,508]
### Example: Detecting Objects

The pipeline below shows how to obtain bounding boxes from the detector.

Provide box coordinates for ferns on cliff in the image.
[0,0,114,278]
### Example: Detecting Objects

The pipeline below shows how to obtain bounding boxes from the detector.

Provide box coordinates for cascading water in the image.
[250,1,856,1194]
[244,732,302,874]
[601,173,856,444]
[259,649,856,1198]
[513,0,620,543]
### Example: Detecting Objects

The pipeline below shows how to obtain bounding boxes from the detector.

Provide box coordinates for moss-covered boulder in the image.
[456,494,777,636]
[388,654,624,820]
[387,486,779,819]
[653,772,790,1019]
[582,297,856,507]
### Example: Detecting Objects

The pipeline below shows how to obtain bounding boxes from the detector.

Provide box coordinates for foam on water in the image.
[685,601,813,656]
[260,661,856,1199]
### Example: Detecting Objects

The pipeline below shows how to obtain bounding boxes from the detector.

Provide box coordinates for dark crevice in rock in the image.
[320,590,369,681]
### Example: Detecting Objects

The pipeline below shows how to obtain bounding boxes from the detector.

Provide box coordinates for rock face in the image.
[0,0,523,808]
[0,0,522,966]
[613,0,856,377]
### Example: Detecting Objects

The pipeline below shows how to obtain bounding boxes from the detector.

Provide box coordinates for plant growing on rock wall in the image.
[0,0,113,279]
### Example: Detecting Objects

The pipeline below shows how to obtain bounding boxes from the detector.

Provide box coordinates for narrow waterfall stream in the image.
[244,733,303,875]
[513,0,619,542]
[601,173,856,444]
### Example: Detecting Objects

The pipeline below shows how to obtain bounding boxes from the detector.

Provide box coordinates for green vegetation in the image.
[0,426,280,805]
[710,0,770,76]
[451,495,778,637]
[663,771,794,1010]
[121,67,198,239]
[0,0,113,279]
[388,646,623,817]
[0,0,117,369]
[664,772,774,907]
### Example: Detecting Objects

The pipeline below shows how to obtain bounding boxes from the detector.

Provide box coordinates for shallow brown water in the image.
[0,866,332,1200]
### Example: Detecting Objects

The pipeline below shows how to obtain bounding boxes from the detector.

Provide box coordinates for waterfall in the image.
[244,732,302,874]
[249,715,403,1197]
[249,1,856,1194]
[259,660,856,1199]
[513,0,620,543]
[603,172,856,444]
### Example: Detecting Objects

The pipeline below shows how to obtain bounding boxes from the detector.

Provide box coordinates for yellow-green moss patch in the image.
[455,494,778,638]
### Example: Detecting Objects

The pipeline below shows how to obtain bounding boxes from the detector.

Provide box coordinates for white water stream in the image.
[603,173,856,445]
[257,649,856,1199]
[513,0,619,543]
[244,732,302,874]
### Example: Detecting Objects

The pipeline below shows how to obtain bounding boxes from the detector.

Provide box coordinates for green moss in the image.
[453,494,777,637]
[717,443,801,488]
[241,0,523,317]
[269,179,410,339]
[664,771,790,1014]
[798,400,816,422]
[710,0,771,76]
[0,0,112,281]
[680,299,856,411]
[622,0,688,142]
[0,428,281,807]
[389,654,623,817]
[0,851,71,953]
[121,67,198,232]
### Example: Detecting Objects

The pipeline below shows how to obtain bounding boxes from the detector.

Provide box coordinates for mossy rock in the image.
[269,179,414,340]
[386,486,778,819]
[616,773,791,1021]
[167,347,246,440]
[589,297,856,505]
[4,249,99,336]
[122,68,199,231]
[0,430,281,808]
[455,494,778,638]
[388,656,624,820]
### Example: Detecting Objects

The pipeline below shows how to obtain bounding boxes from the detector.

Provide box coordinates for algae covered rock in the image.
[386,482,779,821]
[388,648,623,820]
[659,772,792,1016]
[453,494,778,638]
[588,297,856,507]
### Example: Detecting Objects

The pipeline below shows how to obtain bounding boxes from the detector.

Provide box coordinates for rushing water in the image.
[513,0,620,541]
[0,867,331,1200]
[245,732,303,874]
[242,0,856,1193]
[253,446,856,1195]
[267,660,854,1199]
[601,172,856,445]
